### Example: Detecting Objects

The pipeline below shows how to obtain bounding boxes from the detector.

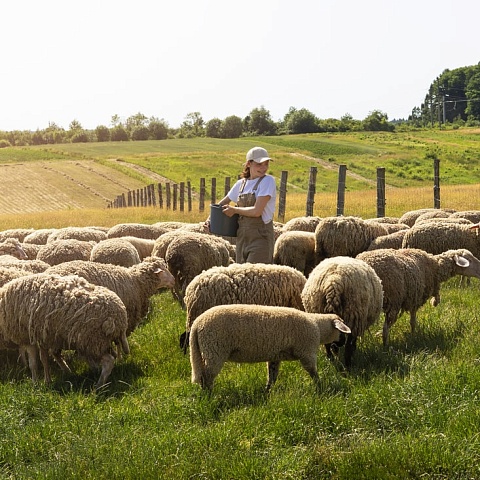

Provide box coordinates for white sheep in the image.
[301,256,383,368]
[314,216,389,262]
[182,263,307,351]
[0,238,28,260]
[356,247,480,346]
[120,236,155,260]
[402,221,480,257]
[273,230,316,276]
[90,238,141,267]
[47,256,175,335]
[398,208,456,227]
[282,216,322,232]
[0,255,50,273]
[0,273,129,387]
[107,223,170,240]
[37,239,96,266]
[0,228,35,242]
[366,229,409,251]
[23,228,58,245]
[0,266,31,288]
[47,227,107,243]
[190,304,350,391]
[449,210,480,224]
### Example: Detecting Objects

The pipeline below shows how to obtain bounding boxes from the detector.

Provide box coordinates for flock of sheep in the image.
[0,206,479,392]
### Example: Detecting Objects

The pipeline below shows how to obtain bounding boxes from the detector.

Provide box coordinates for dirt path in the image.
[109,159,175,184]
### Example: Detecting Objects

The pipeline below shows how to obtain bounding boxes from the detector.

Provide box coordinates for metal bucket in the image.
[210,204,239,237]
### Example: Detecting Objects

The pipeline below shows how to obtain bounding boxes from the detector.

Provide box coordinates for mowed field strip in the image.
[0,160,148,214]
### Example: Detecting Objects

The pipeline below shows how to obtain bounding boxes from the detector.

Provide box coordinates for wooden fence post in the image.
[199,178,205,212]
[376,167,386,218]
[277,170,288,222]
[173,184,178,210]
[157,183,163,208]
[180,182,185,212]
[187,181,192,211]
[224,177,231,195]
[337,165,347,216]
[306,167,317,216]
[434,158,440,208]
[211,178,217,205]
[166,183,171,209]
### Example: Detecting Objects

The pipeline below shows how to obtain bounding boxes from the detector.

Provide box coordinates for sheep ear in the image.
[454,255,470,268]
[153,267,162,274]
[334,318,351,334]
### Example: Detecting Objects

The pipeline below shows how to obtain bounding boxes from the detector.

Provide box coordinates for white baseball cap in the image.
[246,146,272,163]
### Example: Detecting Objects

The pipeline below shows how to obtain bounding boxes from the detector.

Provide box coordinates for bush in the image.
[0,139,11,148]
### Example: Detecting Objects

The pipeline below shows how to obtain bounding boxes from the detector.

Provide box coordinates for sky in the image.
[1,0,479,131]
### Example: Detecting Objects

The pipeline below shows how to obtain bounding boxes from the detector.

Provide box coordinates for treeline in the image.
[2,62,480,148]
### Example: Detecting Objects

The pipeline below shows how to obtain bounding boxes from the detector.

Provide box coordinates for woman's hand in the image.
[222,205,237,217]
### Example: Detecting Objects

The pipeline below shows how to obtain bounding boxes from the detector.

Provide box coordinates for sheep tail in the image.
[189,327,203,385]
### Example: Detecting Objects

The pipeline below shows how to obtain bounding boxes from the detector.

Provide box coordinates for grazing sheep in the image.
[414,210,451,224]
[283,216,322,232]
[0,238,28,260]
[301,256,383,368]
[0,273,129,387]
[273,230,316,276]
[90,238,141,267]
[357,248,480,346]
[190,304,350,391]
[47,227,107,243]
[402,221,480,257]
[0,255,50,273]
[365,220,410,234]
[365,216,401,224]
[165,231,233,305]
[37,239,96,266]
[23,228,58,245]
[0,266,31,288]
[367,229,409,251]
[182,263,307,351]
[107,223,170,240]
[120,236,155,260]
[47,256,175,335]
[0,228,35,242]
[314,216,389,262]
[398,208,456,227]
[449,210,480,224]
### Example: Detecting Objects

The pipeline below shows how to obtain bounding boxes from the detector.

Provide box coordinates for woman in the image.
[207,146,277,264]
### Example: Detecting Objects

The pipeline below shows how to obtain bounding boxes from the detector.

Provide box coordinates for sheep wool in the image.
[273,230,316,276]
[190,304,350,391]
[37,239,96,266]
[47,256,175,335]
[0,255,50,273]
[0,273,129,387]
[47,227,107,243]
[301,256,383,367]
[0,238,28,259]
[182,263,307,350]
[90,238,141,267]
[357,247,480,345]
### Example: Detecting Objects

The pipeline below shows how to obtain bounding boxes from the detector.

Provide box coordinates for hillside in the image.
[1,128,480,215]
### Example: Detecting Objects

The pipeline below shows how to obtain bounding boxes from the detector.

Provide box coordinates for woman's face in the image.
[249,160,269,178]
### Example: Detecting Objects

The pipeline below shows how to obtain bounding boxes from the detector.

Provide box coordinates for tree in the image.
[111,114,121,127]
[148,118,169,140]
[465,72,480,120]
[69,119,82,131]
[362,110,394,132]
[95,125,110,142]
[222,115,243,138]
[110,125,129,141]
[180,112,205,137]
[245,106,277,135]
[205,118,223,138]
[131,125,150,141]
[283,107,319,134]
[125,112,148,133]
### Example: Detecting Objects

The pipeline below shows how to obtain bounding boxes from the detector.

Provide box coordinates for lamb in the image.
[301,256,383,368]
[90,238,141,267]
[37,239,96,266]
[402,221,480,257]
[164,231,233,305]
[314,216,389,262]
[182,263,307,351]
[47,256,175,335]
[47,227,107,243]
[356,248,480,346]
[0,238,28,260]
[0,272,129,388]
[190,304,351,391]
[107,223,170,240]
[273,230,316,276]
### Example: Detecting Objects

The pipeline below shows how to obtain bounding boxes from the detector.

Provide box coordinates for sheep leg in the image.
[24,345,40,383]
[95,353,115,389]
[299,356,319,387]
[39,347,52,384]
[52,350,72,374]
[266,361,281,391]
[200,360,223,391]
[344,335,357,369]
[324,343,339,361]
[382,310,400,347]
[409,311,418,333]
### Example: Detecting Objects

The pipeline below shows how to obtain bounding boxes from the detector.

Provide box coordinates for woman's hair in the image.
[240,162,251,179]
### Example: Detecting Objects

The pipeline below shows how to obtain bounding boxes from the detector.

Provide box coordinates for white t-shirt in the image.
[227,175,276,224]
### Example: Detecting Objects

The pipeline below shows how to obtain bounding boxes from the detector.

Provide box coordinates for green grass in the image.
[1,280,480,479]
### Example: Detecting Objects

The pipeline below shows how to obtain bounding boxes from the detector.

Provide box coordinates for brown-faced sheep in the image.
[301,256,383,368]
[357,248,480,346]
[182,263,307,351]
[0,273,129,387]
[190,304,350,391]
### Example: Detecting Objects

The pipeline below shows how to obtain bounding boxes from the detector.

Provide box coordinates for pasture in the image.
[1,129,480,478]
